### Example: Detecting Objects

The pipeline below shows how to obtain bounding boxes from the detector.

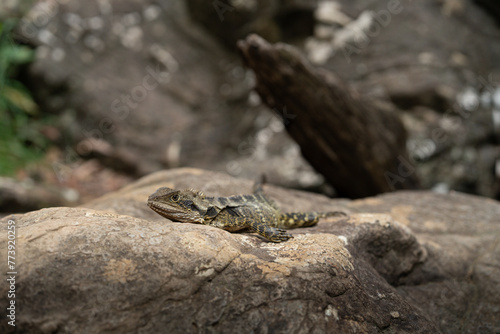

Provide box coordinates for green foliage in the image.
[0,19,49,176]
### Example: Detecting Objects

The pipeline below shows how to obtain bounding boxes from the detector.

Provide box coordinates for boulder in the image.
[1,168,499,333]
[14,0,320,189]
[14,0,500,199]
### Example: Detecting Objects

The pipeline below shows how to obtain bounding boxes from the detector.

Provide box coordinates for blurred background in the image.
[0,0,499,214]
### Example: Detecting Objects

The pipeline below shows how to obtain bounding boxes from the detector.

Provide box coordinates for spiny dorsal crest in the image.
[186,188,205,199]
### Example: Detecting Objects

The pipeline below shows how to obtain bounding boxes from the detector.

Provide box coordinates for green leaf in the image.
[3,83,38,115]
[2,44,34,64]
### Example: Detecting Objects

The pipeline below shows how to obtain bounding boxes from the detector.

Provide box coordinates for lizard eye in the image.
[171,194,180,202]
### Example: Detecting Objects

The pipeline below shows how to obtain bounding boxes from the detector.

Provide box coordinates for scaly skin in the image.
[147,183,347,242]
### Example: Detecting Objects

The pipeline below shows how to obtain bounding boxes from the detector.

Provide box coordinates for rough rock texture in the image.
[14,0,321,189]
[0,177,74,214]
[1,168,499,333]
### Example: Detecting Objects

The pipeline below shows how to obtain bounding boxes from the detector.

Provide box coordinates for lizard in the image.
[147,180,347,243]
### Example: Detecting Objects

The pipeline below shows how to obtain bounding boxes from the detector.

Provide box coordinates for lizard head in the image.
[147,187,208,224]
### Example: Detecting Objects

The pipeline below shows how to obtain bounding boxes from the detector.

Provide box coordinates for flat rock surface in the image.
[1,168,499,333]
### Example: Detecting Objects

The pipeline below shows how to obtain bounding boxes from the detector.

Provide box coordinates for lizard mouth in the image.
[147,201,204,224]
[147,201,176,213]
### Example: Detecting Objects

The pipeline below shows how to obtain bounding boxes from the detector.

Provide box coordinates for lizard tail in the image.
[279,210,347,229]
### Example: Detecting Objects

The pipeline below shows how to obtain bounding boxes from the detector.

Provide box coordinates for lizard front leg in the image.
[208,214,293,242]
[248,221,293,243]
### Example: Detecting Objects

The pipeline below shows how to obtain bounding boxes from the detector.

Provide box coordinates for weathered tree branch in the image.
[238,34,419,198]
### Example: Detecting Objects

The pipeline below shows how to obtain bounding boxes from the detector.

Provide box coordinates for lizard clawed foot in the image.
[266,228,294,243]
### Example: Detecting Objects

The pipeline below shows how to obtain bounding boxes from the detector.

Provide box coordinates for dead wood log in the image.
[473,0,500,24]
[237,34,419,198]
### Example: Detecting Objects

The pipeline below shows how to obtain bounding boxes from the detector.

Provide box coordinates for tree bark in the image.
[238,34,419,198]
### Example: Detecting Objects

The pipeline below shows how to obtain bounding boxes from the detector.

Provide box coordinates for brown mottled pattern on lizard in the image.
[147,182,347,242]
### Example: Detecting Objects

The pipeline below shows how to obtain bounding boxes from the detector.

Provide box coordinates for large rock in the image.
[306,0,500,197]
[1,168,499,333]
[15,0,320,189]
[14,0,500,199]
